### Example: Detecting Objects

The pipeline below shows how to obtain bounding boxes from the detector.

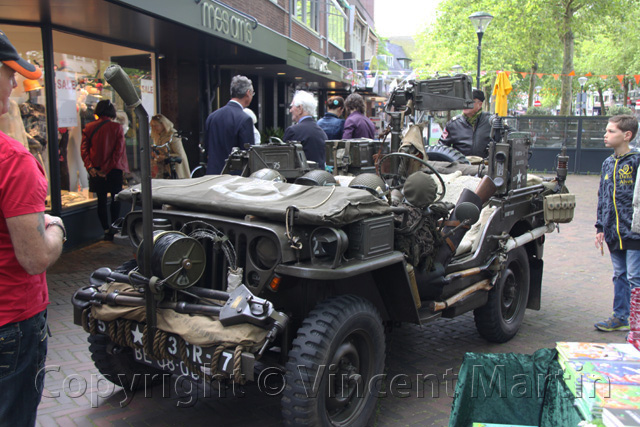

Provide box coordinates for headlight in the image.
[250,236,279,270]
[310,227,348,269]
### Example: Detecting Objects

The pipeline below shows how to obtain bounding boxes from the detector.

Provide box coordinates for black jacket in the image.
[438,112,494,157]
[205,101,254,175]
[283,117,327,169]
[596,151,640,251]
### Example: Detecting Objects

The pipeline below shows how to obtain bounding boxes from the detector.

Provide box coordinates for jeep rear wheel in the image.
[88,334,164,390]
[281,295,385,427]
[474,246,530,343]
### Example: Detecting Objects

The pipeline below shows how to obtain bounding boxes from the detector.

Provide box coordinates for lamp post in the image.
[451,64,463,75]
[578,76,588,116]
[469,11,493,89]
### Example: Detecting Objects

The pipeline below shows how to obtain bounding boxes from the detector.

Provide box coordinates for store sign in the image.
[55,71,78,128]
[200,0,252,44]
[309,56,331,75]
[140,79,154,117]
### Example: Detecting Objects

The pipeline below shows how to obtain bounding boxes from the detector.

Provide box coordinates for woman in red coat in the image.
[81,99,129,240]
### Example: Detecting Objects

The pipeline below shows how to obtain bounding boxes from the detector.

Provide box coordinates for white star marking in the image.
[132,324,143,345]
[516,170,523,184]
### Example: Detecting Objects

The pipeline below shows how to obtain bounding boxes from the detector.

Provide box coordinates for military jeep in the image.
[72,68,575,426]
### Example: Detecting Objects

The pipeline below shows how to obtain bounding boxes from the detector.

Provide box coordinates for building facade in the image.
[0,0,380,246]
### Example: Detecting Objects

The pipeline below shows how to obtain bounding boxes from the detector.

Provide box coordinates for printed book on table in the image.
[471,424,536,427]
[603,407,640,427]
[577,382,640,416]
[557,343,640,364]
[563,360,640,394]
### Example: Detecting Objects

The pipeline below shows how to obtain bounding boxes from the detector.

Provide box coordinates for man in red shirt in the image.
[0,30,65,426]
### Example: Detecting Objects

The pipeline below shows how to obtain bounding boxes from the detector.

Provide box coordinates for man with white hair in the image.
[283,90,327,169]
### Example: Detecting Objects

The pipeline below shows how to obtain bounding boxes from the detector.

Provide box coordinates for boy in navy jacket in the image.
[595,115,640,331]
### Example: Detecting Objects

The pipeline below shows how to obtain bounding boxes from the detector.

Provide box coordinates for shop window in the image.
[294,0,318,32]
[0,26,50,197]
[50,30,155,211]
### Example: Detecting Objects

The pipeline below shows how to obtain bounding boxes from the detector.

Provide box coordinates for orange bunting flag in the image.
[520,72,527,78]
[536,73,543,79]
[553,74,559,80]
[568,70,576,76]
[505,71,510,78]
[617,75,625,84]
[600,75,608,79]
[585,72,592,77]
[635,75,640,85]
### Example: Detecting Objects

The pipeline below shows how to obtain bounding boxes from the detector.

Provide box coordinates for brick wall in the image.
[227,0,331,53]
[291,22,321,52]
[328,44,344,63]
[228,0,287,35]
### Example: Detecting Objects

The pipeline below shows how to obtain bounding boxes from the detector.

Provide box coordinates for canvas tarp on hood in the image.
[117,175,392,226]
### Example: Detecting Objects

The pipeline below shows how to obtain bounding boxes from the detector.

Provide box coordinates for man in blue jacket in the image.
[595,115,640,331]
[284,90,327,169]
[205,75,255,174]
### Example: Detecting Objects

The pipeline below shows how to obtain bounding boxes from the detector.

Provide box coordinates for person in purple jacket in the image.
[342,92,376,139]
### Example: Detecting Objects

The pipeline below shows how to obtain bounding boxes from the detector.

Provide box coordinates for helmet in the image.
[403,171,437,208]
[23,79,42,92]
[294,170,336,186]
[249,168,285,182]
[348,173,386,198]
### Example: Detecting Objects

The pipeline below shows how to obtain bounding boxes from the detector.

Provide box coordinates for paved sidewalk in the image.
[37,173,619,426]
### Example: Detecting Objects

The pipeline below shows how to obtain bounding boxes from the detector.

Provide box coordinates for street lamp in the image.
[451,64,463,75]
[469,11,493,89]
[578,76,588,116]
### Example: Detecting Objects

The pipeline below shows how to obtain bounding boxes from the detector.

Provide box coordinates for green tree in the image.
[575,6,640,112]
[412,0,637,115]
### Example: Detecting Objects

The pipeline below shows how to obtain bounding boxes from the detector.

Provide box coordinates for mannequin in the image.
[20,79,49,178]
[0,99,29,149]
[67,88,89,192]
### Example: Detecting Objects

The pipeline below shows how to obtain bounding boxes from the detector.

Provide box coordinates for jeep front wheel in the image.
[473,246,530,343]
[88,334,164,390]
[281,295,385,426]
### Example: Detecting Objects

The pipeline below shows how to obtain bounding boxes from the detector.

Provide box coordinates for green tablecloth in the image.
[449,348,583,427]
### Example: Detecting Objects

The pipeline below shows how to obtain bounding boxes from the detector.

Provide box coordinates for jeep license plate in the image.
[93,319,256,381]
[133,346,249,381]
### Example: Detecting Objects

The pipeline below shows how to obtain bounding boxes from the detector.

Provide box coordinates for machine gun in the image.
[384,74,474,170]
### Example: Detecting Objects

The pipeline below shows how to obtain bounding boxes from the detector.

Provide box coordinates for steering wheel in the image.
[375,151,446,203]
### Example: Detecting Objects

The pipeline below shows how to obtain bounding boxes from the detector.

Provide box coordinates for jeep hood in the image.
[118,175,392,226]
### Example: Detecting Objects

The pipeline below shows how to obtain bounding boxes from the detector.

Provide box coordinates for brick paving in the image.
[37,173,619,426]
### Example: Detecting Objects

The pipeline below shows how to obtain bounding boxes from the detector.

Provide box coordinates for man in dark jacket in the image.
[205,75,255,174]
[284,90,327,169]
[438,89,495,158]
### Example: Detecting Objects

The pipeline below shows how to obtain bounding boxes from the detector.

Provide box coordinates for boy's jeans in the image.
[0,310,48,427]
[611,249,640,320]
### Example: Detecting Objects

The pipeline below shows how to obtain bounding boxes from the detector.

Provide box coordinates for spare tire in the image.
[424,145,469,164]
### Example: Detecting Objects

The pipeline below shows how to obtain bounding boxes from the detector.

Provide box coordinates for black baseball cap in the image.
[472,89,485,102]
[0,30,42,79]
